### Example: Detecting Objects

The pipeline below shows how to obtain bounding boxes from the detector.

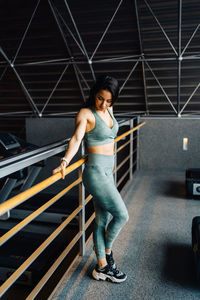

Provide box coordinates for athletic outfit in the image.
[82,107,129,282]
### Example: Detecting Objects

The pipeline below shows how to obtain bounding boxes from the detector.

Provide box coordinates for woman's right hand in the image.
[52,160,68,180]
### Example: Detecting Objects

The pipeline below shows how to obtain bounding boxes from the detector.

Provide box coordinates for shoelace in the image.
[108,265,121,275]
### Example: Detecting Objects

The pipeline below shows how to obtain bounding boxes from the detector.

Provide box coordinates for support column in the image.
[177,0,182,117]
[78,141,86,256]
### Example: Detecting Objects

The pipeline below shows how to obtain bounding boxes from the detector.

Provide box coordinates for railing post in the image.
[136,117,139,171]
[78,141,85,256]
[114,142,117,185]
[129,119,133,180]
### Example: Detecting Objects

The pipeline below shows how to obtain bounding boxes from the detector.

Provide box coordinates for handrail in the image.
[0,120,146,299]
[26,233,82,300]
[117,139,130,153]
[0,205,83,297]
[0,157,86,216]
[114,121,146,143]
[117,163,136,187]
[0,122,145,216]
[0,177,82,246]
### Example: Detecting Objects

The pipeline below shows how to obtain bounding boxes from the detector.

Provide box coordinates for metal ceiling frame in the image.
[134,0,149,115]
[138,0,200,117]
[0,0,200,117]
[48,0,87,105]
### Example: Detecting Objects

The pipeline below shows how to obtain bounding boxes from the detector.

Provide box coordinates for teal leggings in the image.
[82,153,129,259]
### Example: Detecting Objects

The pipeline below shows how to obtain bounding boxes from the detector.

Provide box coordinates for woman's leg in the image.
[102,174,129,250]
[91,183,129,282]
[82,154,128,282]
[93,199,110,265]
[83,164,129,259]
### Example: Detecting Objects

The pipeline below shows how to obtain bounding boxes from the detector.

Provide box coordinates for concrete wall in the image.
[26,118,75,146]
[139,118,200,170]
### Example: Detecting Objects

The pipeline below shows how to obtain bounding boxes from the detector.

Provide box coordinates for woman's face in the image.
[95,89,112,111]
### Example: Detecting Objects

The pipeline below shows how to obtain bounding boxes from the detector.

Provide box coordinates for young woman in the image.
[53,75,129,283]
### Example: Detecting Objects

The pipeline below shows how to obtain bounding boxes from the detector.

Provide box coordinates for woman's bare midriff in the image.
[88,142,115,155]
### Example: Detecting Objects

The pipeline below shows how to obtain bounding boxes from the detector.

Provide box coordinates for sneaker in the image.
[106,251,116,269]
[92,264,127,283]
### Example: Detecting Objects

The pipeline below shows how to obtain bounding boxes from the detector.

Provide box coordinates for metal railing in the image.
[0,139,70,179]
[0,119,145,299]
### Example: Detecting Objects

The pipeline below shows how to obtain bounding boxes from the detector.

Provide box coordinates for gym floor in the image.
[49,169,200,300]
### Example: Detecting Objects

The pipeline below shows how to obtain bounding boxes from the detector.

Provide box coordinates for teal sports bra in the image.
[85,107,119,147]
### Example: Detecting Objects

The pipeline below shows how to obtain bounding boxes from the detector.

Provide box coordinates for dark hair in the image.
[85,75,119,107]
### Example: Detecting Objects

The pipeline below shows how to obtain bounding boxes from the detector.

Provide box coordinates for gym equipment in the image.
[0,133,37,160]
[186,169,200,197]
[0,133,40,219]
[192,216,200,281]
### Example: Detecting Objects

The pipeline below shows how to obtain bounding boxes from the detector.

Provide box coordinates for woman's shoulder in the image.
[78,107,93,115]
[77,107,94,121]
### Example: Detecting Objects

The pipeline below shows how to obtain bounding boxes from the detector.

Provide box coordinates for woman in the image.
[53,75,129,283]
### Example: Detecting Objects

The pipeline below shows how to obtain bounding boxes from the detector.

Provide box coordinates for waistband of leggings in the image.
[86,153,114,167]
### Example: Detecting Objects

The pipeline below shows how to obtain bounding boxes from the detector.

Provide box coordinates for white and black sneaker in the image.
[92,264,127,283]
[106,251,116,269]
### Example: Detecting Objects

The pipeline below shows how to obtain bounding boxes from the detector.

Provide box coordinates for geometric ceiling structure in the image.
[0,0,200,124]
[139,0,200,117]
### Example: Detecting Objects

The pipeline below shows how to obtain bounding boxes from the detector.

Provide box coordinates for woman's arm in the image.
[53,109,87,179]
